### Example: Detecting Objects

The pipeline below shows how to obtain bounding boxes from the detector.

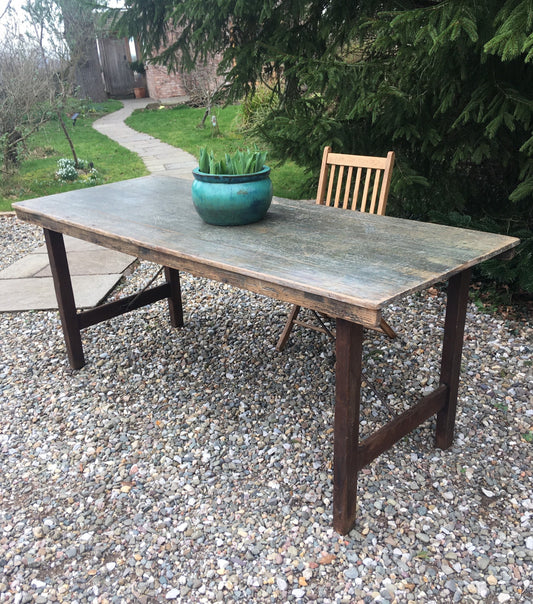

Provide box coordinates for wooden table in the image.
[14,175,519,534]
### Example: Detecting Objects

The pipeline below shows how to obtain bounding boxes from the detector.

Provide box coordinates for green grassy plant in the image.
[125,104,310,199]
[0,100,147,212]
[198,147,268,175]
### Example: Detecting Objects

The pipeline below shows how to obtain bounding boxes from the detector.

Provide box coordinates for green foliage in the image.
[125,104,309,198]
[109,0,394,104]
[110,1,533,295]
[238,85,280,131]
[198,147,267,174]
[484,0,533,62]
[55,158,101,184]
[0,100,146,211]
[128,60,146,74]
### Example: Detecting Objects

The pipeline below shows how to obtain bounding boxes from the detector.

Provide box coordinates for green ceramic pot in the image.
[191,167,273,226]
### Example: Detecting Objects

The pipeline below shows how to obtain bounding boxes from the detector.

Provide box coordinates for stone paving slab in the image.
[0,254,50,280]
[35,249,134,278]
[0,239,135,312]
[0,274,126,311]
[2,97,194,312]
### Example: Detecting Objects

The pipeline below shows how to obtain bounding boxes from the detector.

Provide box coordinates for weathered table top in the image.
[14,175,519,328]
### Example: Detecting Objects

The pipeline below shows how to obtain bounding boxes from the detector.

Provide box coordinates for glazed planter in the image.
[192,167,273,226]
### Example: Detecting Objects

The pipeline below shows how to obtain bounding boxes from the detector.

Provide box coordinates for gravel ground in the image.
[1,214,532,604]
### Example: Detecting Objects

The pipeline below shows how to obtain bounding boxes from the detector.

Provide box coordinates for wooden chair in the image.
[276,146,397,351]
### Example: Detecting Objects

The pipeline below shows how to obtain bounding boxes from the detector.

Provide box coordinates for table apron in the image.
[31,217,382,329]
[170,256,381,329]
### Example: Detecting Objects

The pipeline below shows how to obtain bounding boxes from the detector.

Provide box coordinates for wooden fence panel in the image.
[98,37,135,98]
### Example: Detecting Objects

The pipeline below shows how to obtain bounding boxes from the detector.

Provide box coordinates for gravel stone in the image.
[0,214,532,603]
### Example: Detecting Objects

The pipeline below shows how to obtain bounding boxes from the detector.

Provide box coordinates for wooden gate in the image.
[97,37,135,98]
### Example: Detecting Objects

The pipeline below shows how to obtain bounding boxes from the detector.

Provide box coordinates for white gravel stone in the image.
[0,215,531,603]
[165,588,180,599]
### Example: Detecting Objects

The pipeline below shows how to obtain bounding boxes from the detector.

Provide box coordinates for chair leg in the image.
[276,304,301,351]
[380,318,397,339]
[278,310,396,351]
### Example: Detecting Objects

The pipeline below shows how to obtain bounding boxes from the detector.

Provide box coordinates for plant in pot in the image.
[129,60,147,98]
[192,147,273,226]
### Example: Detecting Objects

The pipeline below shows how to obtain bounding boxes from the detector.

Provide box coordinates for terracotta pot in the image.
[133,87,147,99]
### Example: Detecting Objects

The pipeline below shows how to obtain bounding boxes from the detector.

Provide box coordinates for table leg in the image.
[436,268,471,449]
[44,229,85,369]
[333,318,364,534]
[332,269,470,533]
[164,267,184,328]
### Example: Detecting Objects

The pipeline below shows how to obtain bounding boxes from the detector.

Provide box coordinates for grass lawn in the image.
[125,103,312,199]
[1,101,311,213]
[0,100,147,212]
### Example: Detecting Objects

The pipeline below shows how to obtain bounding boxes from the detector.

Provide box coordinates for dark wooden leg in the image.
[333,318,364,534]
[44,229,85,369]
[436,268,471,449]
[164,267,183,328]
[379,317,397,339]
[276,304,301,351]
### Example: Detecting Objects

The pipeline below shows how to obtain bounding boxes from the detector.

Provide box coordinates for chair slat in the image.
[316,148,330,205]
[368,170,382,214]
[377,151,395,215]
[352,167,362,211]
[343,167,353,209]
[360,168,371,212]
[334,166,345,208]
[326,165,336,206]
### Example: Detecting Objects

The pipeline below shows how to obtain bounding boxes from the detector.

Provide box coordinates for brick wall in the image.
[146,64,189,100]
[145,39,223,101]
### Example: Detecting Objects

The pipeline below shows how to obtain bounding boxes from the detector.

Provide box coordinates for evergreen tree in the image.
[113,0,533,293]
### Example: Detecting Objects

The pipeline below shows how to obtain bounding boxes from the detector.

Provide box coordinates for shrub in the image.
[56,158,79,181]
[238,85,280,131]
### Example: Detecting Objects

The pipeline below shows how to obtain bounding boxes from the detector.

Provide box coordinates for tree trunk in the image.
[3,130,22,167]
[57,0,107,102]
[57,110,79,166]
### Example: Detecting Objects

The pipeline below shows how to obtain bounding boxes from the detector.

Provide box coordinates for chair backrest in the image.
[316,146,395,216]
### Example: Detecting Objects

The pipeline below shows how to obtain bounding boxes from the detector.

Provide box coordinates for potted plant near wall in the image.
[129,60,147,98]
[191,147,273,226]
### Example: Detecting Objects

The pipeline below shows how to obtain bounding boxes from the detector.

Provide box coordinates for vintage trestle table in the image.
[14,175,519,534]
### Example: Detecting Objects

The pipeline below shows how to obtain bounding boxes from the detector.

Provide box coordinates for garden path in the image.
[0,96,196,311]
[92,97,197,179]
